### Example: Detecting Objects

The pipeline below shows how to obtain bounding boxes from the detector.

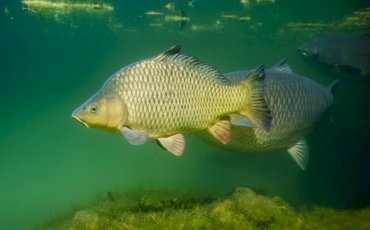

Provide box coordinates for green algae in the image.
[301,207,370,230]
[44,187,370,230]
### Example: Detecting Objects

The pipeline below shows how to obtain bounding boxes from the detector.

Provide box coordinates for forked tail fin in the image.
[239,65,272,132]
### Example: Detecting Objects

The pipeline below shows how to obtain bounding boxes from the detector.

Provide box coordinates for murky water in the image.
[1,0,369,229]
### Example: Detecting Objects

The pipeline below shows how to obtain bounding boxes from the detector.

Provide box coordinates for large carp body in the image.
[72,46,271,156]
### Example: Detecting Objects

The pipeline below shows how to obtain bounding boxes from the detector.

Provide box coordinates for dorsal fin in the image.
[154,45,182,60]
[154,46,231,85]
[273,58,292,73]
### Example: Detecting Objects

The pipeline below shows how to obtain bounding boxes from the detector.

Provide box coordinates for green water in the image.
[1,0,369,229]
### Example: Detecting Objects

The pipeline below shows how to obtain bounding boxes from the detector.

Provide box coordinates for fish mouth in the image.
[72,114,89,128]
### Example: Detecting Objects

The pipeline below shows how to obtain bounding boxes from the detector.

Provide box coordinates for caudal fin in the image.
[239,65,272,132]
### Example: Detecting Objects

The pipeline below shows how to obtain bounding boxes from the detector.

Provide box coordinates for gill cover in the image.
[72,93,127,130]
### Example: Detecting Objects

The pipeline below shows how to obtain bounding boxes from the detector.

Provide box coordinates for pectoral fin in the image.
[208,118,231,144]
[287,138,309,170]
[230,114,257,128]
[231,115,275,129]
[120,127,148,145]
[158,134,185,156]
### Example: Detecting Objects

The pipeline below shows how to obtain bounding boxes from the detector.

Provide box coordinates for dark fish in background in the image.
[197,60,340,170]
[297,34,370,77]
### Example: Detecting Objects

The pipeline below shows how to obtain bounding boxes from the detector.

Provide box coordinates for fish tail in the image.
[327,79,341,95]
[239,65,272,132]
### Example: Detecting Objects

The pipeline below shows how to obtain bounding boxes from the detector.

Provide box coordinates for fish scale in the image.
[113,60,244,138]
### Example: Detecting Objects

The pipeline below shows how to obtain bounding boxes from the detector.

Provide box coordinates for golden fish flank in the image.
[72,46,271,156]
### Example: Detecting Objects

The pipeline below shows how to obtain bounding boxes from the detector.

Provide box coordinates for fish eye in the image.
[90,105,98,113]
[301,51,309,57]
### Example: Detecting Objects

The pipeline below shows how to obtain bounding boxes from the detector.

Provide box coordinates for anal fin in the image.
[287,138,309,170]
[158,133,185,156]
[208,118,231,144]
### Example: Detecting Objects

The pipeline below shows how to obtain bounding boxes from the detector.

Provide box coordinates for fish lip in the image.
[72,114,89,128]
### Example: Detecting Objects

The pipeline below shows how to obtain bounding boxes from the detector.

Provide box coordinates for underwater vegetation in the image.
[44,187,370,229]
[1,0,369,229]
[284,7,370,33]
[15,0,370,36]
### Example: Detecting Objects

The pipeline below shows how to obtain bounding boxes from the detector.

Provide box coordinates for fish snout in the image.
[71,106,89,128]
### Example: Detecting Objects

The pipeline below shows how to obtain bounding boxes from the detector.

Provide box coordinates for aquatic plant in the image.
[44,187,370,230]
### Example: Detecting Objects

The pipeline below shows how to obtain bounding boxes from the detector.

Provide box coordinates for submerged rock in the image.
[45,187,370,229]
